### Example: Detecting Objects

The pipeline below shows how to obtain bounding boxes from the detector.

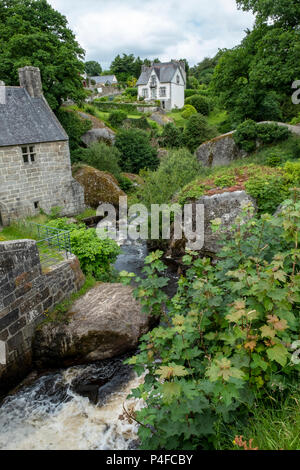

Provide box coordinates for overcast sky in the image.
[48,0,254,69]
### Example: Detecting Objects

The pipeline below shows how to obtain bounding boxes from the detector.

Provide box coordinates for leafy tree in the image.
[160,123,184,148]
[0,0,86,110]
[56,108,92,153]
[115,128,159,173]
[212,25,300,124]
[79,142,122,181]
[85,60,102,77]
[133,148,201,208]
[184,114,214,153]
[236,0,300,27]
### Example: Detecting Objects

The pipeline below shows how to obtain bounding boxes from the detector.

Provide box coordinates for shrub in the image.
[183,114,214,153]
[133,148,202,207]
[214,175,235,188]
[78,142,122,180]
[245,173,290,213]
[181,104,197,120]
[56,108,92,152]
[257,123,290,144]
[124,87,138,98]
[115,128,159,173]
[118,174,134,192]
[108,110,127,127]
[265,154,283,167]
[233,119,258,152]
[185,95,210,115]
[234,120,291,152]
[160,123,184,149]
[45,218,120,281]
[120,200,300,450]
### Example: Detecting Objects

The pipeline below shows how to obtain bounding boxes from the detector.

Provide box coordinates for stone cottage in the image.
[0,66,85,225]
[136,61,186,111]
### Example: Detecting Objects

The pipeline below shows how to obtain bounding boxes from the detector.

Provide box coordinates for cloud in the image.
[48,0,254,67]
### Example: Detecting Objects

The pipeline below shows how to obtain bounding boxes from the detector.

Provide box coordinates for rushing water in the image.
[0,228,177,450]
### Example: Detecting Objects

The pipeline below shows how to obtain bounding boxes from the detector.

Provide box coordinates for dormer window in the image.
[22,145,36,164]
[150,76,157,87]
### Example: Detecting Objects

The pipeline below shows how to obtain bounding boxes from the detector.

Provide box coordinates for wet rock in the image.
[73,165,125,208]
[33,284,150,369]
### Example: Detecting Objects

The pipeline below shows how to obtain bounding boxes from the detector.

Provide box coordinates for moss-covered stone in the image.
[73,165,125,208]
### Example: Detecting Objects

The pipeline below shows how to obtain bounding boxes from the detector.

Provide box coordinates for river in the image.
[0,236,177,450]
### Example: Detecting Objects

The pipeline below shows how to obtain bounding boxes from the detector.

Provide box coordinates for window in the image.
[34,201,39,209]
[150,76,156,87]
[142,88,148,98]
[176,75,180,84]
[151,88,157,99]
[159,87,166,97]
[22,145,36,164]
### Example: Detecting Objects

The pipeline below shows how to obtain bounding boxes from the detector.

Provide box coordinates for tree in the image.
[212,24,300,124]
[85,60,102,77]
[236,0,300,27]
[160,123,184,149]
[115,128,159,173]
[110,53,137,82]
[0,0,85,110]
[56,108,92,154]
[183,114,214,153]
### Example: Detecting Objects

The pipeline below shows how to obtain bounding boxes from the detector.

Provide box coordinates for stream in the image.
[0,235,178,450]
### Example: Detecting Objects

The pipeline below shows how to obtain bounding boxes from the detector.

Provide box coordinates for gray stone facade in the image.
[0,239,85,396]
[0,141,85,225]
[0,66,85,225]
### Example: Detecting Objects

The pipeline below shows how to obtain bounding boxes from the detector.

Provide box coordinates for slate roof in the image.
[90,75,117,84]
[0,87,68,147]
[136,62,184,86]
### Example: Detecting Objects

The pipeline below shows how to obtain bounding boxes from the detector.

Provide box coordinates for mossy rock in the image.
[73,165,125,208]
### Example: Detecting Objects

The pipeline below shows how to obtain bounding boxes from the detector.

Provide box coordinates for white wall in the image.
[137,68,185,109]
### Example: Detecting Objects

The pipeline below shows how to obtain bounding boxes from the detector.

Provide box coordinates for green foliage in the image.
[115,128,159,173]
[133,149,202,208]
[124,87,138,98]
[0,0,86,110]
[185,89,200,99]
[236,0,300,28]
[181,104,197,120]
[85,60,102,77]
[56,108,92,152]
[234,120,290,152]
[159,123,184,149]
[214,175,235,188]
[245,174,290,213]
[121,201,300,450]
[118,174,134,192]
[94,101,151,114]
[45,218,120,281]
[185,95,210,115]
[183,114,214,153]
[77,142,122,181]
[212,24,300,124]
[108,110,127,127]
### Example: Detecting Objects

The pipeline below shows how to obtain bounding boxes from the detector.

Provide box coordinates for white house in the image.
[136,61,186,111]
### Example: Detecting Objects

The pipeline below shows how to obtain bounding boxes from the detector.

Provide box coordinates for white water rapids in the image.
[0,365,144,450]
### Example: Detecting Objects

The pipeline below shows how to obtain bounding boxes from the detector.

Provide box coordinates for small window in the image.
[176,75,180,84]
[159,87,166,97]
[34,201,39,209]
[142,88,148,98]
[22,145,36,164]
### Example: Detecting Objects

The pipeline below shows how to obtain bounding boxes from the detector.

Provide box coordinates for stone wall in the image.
[0,140,85,225]
[0,239,85,396]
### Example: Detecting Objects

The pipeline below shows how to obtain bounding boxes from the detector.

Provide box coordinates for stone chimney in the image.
[18,66,43,98]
